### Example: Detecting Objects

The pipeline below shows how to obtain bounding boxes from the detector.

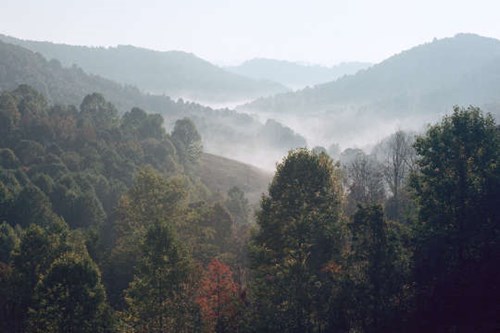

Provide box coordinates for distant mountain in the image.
[242,34,500,115]
[238,34,500,148]
[0,40,305,168]
[0,34,288,103]
[226,58,371,89]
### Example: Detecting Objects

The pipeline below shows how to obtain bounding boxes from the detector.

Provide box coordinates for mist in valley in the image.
[1,1,499,332]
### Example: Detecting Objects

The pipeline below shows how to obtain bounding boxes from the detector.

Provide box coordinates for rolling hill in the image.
[0,34,288,103]
[241,34,500,116]
[238,34,500,149]
[0,39,305,168]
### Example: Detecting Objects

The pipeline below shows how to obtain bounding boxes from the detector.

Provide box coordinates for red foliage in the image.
[196,258,240,331]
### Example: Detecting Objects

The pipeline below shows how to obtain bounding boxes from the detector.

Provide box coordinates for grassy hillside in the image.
[199,153,272,205]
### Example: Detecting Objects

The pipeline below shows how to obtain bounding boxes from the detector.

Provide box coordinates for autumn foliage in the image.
[196,259,241,333]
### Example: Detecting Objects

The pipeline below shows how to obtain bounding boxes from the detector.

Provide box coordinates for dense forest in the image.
[0,84,498,332]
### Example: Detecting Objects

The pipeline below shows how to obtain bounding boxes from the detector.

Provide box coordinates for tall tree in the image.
[123,221,198,333]
[344,153,385,215]
[250,149,345,332]
[107,167,188,306]
[346,205,412,332]
[380,130,416,221]
[410,106,499,331]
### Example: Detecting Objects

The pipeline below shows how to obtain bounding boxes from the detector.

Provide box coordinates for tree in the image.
[171,118,203,170]
[0,222,19,263]
[225,186,250,225]
[378,130,416,221]
[410,106,499,331]
[124,221,198,333]
[0,91,20,135]
[345,205,412,332]
[107,168,188,306]
[26,252,112,333]
[8,224,70,332]
[196,259,241,333]
[250,149,345,332]
[79,93,118,131]
[121,107,165,140]
[10,185,61,229]
[344,153,385,215]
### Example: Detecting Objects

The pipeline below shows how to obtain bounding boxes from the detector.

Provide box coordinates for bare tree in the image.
[345,152,385,215]
[380,130,416,220]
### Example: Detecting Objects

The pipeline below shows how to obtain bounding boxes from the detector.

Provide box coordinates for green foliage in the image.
[172,117,203,169]
[250,149,346,332]
[5,224,69,332]
[0,221,19,263]
[0,148,21,169]
[79,92,118,131]
[225,186,250,225]
[107,168,188,306]
[123,221,198,333]
[0,91,20,134]
[411,106,499,331]
[343,205,413,332]
[27,252,112,333]
[10,185,61,229]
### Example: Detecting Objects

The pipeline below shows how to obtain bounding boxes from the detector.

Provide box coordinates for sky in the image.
[1,0,499,66]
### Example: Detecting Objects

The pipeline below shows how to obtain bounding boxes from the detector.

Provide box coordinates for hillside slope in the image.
[0,40,305,168]
[0,34,288,103]
[242,34,500,116]
[200,153,272,205]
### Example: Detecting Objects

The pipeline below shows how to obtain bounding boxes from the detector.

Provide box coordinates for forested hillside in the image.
[0,85,261,331]
[0,83,498,331]
[0,40,305,167]
[0,34,288,103]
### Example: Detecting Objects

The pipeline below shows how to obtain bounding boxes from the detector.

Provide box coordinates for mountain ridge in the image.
[0,34,288,103]
[226,58,371,89]
[241,33,500,115]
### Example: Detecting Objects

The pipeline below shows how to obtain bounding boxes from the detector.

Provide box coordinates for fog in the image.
[186,105,441,171]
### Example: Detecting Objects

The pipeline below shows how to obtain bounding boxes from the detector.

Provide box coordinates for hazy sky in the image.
[1,0,499,65]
